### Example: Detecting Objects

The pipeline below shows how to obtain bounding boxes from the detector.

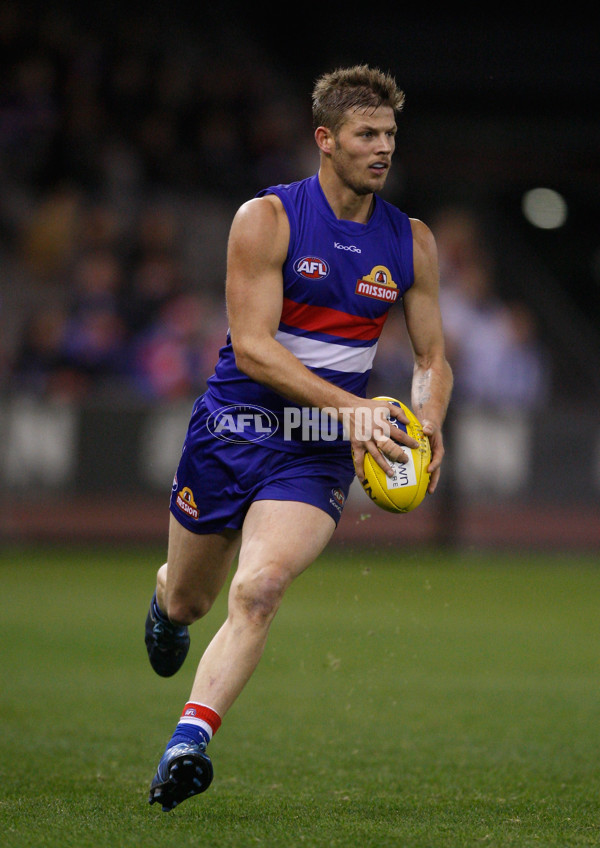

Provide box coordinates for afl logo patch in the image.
[294,256,330,280]
[332,487,345,507]
[206,404,279,443]
[329,486,346,515]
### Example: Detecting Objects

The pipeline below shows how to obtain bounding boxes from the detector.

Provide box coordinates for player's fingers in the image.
[368,444,395,477]
[351,447,366,482]
[385,402,410,424]
[427,464,441,494]
[376,435,409,463]
[426,431,445,494]
[386,427,420,449]
[427,440,445,473]
[381,406,420,449]
[373,438,408,475]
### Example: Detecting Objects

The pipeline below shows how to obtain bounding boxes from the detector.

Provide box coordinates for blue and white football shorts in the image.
[169,396,355,534]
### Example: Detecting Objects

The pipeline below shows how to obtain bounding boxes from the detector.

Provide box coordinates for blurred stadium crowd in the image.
[0,2,551,410]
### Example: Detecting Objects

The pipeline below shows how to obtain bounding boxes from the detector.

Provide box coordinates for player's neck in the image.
[318,170,374,224]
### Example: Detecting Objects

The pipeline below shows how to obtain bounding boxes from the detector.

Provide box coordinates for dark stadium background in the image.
[1,2,598,547]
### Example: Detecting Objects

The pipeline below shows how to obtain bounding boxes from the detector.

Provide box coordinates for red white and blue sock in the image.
[167,702,222,750]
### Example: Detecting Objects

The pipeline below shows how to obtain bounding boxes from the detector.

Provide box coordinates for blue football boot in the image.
[144,592,190,677]
[149,741,213,811]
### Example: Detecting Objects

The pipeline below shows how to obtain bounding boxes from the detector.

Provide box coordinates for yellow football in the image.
[354,396,431,514]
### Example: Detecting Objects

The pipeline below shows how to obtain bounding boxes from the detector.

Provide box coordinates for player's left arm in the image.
[403,218,454,494]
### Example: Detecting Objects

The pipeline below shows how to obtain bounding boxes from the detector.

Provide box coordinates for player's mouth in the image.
[369,161,389,174]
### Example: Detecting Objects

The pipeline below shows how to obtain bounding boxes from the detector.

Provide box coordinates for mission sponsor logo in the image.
[176,486,199,520]
[294,256,330,280]
[355,265,398,302]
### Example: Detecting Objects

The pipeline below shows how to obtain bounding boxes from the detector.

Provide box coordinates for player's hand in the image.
[348,399,419,482]
[421,418,445,494]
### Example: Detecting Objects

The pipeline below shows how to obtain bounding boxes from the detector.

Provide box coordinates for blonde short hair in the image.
[312,64,405,135]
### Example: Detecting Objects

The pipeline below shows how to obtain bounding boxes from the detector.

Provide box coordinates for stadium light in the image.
[521,187,568,229]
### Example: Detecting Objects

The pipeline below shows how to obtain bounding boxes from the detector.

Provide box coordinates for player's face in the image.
[330,106,397,195]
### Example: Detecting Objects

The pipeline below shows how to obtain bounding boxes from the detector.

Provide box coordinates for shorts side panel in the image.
[253,452,355,525]
[169,398,259,534]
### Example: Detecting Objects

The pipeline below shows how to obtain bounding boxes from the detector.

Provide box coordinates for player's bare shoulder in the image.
[229,194,290,265]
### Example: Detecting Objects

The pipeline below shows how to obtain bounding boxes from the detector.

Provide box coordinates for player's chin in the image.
[367,166,389,185]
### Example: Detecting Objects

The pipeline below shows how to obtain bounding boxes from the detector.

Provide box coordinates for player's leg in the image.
[160,513,241,624]
[147,518,241,811]
[145,515,241,678]
[145,392,247,677]
[186,498,336,717]
[149,500,336,811]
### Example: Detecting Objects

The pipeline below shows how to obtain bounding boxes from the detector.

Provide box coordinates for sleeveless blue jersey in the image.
[205,174,414,453]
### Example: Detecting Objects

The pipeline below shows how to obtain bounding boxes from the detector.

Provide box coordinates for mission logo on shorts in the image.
[175,486,199,520]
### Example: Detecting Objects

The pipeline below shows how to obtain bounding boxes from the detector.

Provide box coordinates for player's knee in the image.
[156,563,168,595]
[166,592,214,625]
[231,568,288,626]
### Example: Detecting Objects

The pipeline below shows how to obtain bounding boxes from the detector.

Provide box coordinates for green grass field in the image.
[1,543,599,847]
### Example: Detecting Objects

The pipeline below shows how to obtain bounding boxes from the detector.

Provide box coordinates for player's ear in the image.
[315,126,335,155]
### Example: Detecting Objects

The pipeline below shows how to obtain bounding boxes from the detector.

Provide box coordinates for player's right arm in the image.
[403,218,454,493]
[225,196,418,478]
